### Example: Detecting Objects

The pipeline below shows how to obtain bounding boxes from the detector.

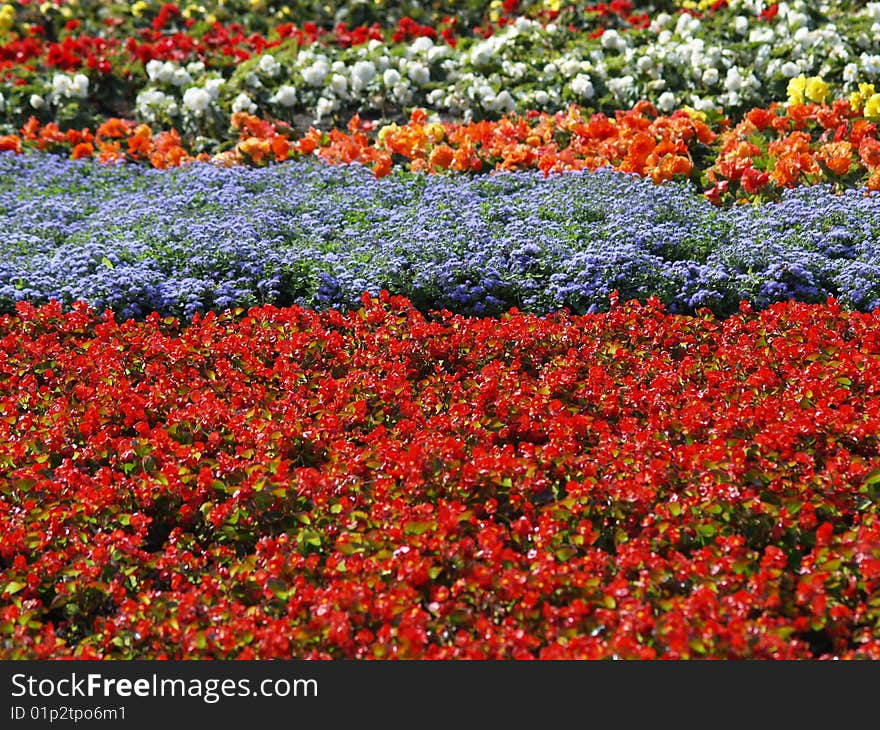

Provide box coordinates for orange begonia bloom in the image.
[816,141,853,175]
[428,144,455,170]
[859,137,880,169]
[71,142,94,160]
[97,118,135,139]
[0,135,22,153]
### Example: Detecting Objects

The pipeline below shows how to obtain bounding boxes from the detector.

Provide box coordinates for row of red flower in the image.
[1,294,879,658]
[0,16,455,80]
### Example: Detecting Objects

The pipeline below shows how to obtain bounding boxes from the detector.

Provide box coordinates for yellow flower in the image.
[377,124,398,145]
[426,123,445,143]
[865,93,880,118]
[804,76,829,104]
[850,83,877,112]
[787,75,807,105]
[681,105,707,122]
[131,1,149,18]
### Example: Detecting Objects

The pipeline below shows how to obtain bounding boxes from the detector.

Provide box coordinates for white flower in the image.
[29,94,44,109]
[406,62,430,85]
[724,67,744,91]
[780,61,801,78]
[70,73,89,98]
[258,54,281,77]
[636,55,655,75]
[302,60,329,86]
[351,60,376,92]
[734,15,749,35]
[382,68,401,87]
[843,63,859,83]
[145,59,164,82]
[702,67,719,86]
[600,29,626,52]
[182,86,211,113]
[543,63,558,76]
[863,54,880,75]
[427,46,448,63]
[534,90,549,105]
[392,82,412,104]
[470,40,495,67]
[409,36,433,55]
[657,91,676,112]
[607,74,635,101]
[146,60,176,84]
[136,89,168,108]
[52,74,72,97]
[0,93,4,113]
[493,90,515,112]
[231,92,257,114]
[171,68,193,87]
[315,96,334,121]
[329,73,348,96]
[245,72,262,89]
[570,73,595,99]
[205,78,224,100]
[186,60,205,76]
[273,84,297,107]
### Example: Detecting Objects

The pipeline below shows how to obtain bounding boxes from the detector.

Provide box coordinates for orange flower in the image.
[127,124,154,160]
[620,132,655,174]
[859,137,880,169]
[96,140,125,164]
[649,154,692,184]
[295,130,321,155]
[770,157,804,187]
[745,107,777,131]
[71,142,94,160]
[238,137,271,165]
[20,117,41,141]
[816,141,853,176]
[740,165,770,194]
[270,135,290,161]
[372,153,392,178]
[428,144,455,170]
[0,135,22,153]
[97,118,135,139]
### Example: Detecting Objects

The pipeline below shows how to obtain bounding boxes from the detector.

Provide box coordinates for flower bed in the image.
[3,1,880,134]
[3,0,880,662]
[3,151,880,320]
[2,295,879,659]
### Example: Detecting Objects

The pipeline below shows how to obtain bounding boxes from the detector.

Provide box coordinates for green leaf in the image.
[697,524,716,538]
[3,581,25,596]
[404,520,436,536]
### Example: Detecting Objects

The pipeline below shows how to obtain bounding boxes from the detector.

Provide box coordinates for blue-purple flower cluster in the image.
[2,151,880,320]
